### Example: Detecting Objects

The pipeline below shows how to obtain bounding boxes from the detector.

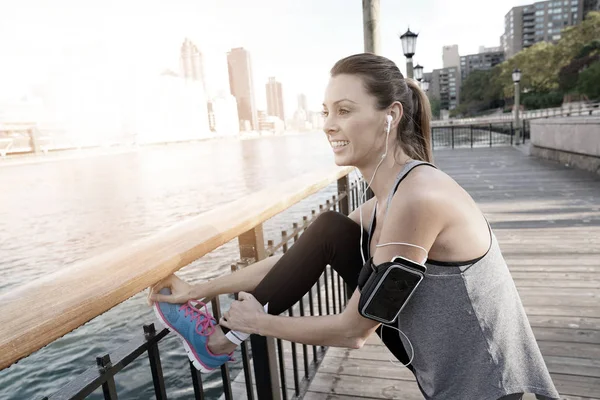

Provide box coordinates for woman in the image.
[148,53,559,400]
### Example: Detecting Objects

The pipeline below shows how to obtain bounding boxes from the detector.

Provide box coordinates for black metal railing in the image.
[35,175,364,400]
[431,121,530,149]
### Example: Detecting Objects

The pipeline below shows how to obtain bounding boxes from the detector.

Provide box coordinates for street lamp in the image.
[400,28,418,79]
[414,64,424,81]
[512,68,522,144]
[421,80,430,92]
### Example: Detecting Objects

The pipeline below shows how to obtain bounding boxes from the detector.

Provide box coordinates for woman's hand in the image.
[219,292,267,335]
[147,274,202,305]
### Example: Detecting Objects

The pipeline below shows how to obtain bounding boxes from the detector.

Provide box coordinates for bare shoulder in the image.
[397,164,456,205]
[390,164,471,224]
[391,163,491,263]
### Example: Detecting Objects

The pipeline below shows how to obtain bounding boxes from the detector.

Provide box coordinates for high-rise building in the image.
[297,94,308,113]
[227,47,258,131]
[478,45,503,53]
[266,77,285,121]
[429,67,461,111]
[209,92,239,135]
[460,51,505,81]
[502,0,584,59]
[442,45,460,69]
[180,38,206,91]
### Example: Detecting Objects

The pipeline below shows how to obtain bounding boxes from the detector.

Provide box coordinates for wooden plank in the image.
[550,374,600,399]
[531,327,600,344]
[523,306,600,319]
[303,392,383,400]
[527,315,600,331]
[512,272,600,281]
[513,279,600,289]
[307,372,424,400]
[0,165,353,370]
[316,356,416,381]
[537,341,600,362]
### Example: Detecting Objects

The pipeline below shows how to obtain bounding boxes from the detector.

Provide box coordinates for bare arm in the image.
[195,254,282,299]
[222,188,446,348]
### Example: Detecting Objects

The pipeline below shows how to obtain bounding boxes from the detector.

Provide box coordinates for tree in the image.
[460,69,504,115]
[577,61,600,100]
[429,96,441,119]
[495,12,600,99]
[554,12,600,63]
[496,42,560,98]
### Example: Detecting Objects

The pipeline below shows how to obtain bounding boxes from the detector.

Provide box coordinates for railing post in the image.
[238,226,282,400]
[470,125,473,148]
[336,175,350,216]
[96,354,118,400]
[143,324,167,400]
[489,123,492,147]
[451,126,455,149]
[510,122,514,145]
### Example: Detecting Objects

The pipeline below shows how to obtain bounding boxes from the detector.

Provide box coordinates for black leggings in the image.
[234,210,413,370]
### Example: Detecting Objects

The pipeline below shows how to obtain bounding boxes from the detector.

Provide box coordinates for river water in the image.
[0,133,346,399]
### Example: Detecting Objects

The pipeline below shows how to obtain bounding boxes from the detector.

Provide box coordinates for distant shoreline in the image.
[0,131,319,167]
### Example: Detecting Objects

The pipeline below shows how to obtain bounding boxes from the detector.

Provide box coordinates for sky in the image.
[0,0,533,119]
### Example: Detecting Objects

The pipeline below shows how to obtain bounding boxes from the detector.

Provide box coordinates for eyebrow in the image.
[322,98,357,107]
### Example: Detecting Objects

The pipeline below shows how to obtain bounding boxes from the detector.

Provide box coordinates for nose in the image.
[322,115,338,136]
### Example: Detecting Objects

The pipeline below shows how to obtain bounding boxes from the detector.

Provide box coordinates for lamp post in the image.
[512,68,521,144]
[400,28,418,79]
[421,80,430,92]
[414,64,424,82]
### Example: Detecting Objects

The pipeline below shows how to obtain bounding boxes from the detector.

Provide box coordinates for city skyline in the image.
[266,77,285,122]
[0,0,537,119]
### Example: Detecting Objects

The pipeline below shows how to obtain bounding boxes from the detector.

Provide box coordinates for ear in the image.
[389,102,403,128]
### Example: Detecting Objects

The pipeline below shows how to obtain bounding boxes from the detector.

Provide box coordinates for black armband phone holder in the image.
[357,256,426,325]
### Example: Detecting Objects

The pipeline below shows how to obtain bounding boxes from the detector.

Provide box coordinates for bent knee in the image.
[310,210,360,235]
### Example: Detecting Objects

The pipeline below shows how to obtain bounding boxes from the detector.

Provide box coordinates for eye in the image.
[338,108,349,115]
[321,110,329,117]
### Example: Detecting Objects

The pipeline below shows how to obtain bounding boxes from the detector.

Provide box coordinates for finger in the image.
[223,311,230,320]
[149,293,176,304]
[219,316,229,329]
[149,280,169,298]
[238,291,253,301]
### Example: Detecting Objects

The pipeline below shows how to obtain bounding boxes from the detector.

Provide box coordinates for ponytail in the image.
[405,79,433,163]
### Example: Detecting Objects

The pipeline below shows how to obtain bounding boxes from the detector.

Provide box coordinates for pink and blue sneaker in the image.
[153,288,234,373]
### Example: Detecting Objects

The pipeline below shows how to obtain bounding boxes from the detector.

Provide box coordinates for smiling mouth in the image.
[330,140,349,149]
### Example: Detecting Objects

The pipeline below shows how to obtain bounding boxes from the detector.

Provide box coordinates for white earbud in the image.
[381,115,392,159]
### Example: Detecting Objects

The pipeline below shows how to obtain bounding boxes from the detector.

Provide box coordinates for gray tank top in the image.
[367,160,560,400]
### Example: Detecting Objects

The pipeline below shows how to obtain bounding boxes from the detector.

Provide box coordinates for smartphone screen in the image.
[362,266,423,323]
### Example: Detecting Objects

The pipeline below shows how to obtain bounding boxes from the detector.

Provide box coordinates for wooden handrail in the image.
[0,165,353,371]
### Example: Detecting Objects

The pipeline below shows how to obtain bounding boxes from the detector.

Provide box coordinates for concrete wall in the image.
[530,117,600,175]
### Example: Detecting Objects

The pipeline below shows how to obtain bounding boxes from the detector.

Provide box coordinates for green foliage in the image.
[459,69,504,116]
[521,91,563,110]
[558,54,600,93]
[457,12,600,114]
[495,42,561,98]
[429,96,441,118]
[576,39,600,59]
[576,61,600,100]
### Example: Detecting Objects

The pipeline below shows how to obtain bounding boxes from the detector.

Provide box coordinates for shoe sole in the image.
[152,304,215,374]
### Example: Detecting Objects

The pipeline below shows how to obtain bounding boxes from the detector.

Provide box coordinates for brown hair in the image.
[330,53,433,163]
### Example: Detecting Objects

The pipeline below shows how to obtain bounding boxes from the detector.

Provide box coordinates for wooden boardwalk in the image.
[224,146,600,400]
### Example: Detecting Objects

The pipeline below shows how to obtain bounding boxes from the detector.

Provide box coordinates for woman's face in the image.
[322,74,387,168]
